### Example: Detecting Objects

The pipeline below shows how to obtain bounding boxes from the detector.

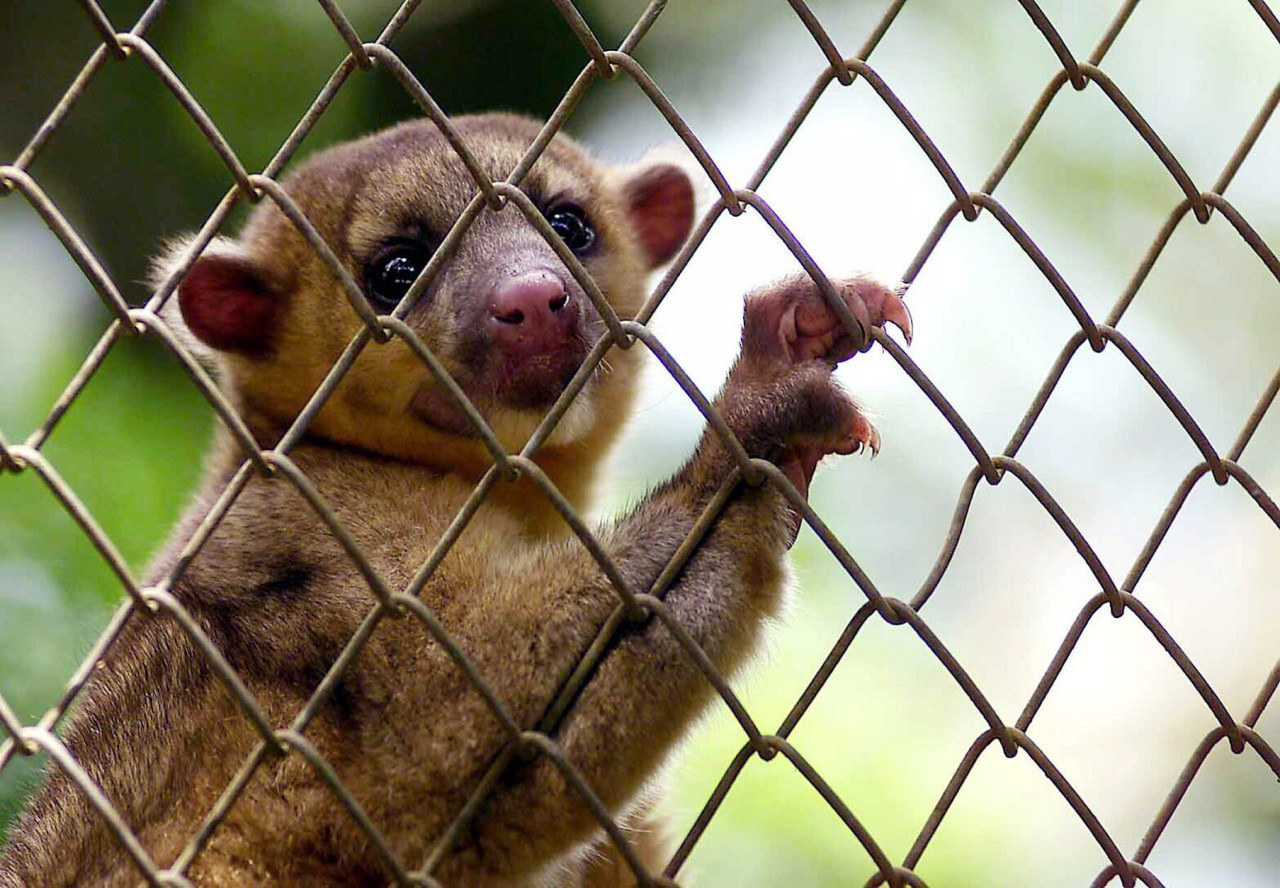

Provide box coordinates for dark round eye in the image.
[546,204,596,254]
[365,243,428,309]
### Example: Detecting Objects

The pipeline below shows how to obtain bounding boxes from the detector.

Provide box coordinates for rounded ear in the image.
[151,236,281,356]
[178,253,279,355]
[620,162,695,269]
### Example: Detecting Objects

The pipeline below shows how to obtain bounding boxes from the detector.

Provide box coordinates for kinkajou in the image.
[0,113,910,887]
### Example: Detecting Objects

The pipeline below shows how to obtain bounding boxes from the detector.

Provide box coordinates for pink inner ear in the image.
[626,164,695,269]
[178,254,278,355]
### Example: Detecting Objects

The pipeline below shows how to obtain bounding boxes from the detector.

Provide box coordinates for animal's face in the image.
[163,114,694,466]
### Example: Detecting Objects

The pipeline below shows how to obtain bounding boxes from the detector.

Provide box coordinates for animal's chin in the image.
[408,376,596,449]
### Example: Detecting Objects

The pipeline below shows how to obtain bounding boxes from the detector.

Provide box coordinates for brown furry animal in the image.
[0,113,910,887]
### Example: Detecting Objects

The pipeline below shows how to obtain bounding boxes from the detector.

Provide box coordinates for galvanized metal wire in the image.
[1,2,1278,886]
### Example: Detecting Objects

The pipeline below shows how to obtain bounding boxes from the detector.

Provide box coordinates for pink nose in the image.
[488,272,575,343]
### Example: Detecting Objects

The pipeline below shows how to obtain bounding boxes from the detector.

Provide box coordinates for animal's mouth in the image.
[407,355,595,442]
[483,345,589,409]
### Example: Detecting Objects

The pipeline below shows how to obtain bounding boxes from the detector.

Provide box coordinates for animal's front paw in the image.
[772,382,879,500]
[724,273,911,499]
[741,273,912,368]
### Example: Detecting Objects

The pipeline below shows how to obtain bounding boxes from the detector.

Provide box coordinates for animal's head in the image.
[155,114,695,478]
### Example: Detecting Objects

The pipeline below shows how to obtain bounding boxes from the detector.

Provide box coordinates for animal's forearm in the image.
[442,406,795,883]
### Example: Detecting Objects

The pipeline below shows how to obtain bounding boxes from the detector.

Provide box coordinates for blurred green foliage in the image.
[0,342,210,829]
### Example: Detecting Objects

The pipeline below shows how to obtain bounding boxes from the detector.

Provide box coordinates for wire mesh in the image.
[1,2,1278,887]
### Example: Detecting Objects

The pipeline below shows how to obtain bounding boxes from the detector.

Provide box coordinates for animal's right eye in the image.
[365,242,429,310]
[546,204,596,254]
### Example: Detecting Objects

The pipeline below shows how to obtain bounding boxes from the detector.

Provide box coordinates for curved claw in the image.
[864,423,881,457]
[881,290,913,346]
[835,411,880,458]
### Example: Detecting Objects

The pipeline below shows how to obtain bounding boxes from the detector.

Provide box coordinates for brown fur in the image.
[0,114,907,887]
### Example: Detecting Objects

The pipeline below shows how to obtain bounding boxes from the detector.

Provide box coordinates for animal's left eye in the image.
[546,204,596,254]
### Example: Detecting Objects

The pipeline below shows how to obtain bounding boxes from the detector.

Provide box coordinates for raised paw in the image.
[742,273,912,367]
[713,272,912,504]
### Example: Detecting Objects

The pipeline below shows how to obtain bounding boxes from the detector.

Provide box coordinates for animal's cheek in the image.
[340,344,432,416]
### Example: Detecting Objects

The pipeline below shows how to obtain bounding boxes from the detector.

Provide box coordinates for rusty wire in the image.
[0,1,1278,887]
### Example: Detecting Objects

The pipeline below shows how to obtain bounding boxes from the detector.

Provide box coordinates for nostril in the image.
[490,273,572,328]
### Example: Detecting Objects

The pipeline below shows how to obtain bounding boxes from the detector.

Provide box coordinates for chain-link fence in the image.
[1,1,1278,886]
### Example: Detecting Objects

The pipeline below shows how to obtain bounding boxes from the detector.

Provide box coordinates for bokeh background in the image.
[1,2,1277,885]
